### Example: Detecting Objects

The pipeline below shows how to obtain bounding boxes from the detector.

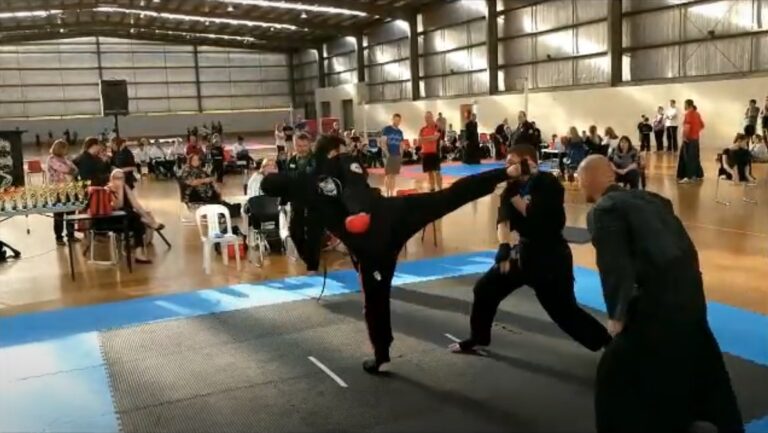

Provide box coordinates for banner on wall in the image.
[0,130,26,188]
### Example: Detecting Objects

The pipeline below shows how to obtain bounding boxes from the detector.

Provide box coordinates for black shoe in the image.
[67,236,81,243]
[362,358,386,375]
[56,239,66,246]
[449,339,480,353]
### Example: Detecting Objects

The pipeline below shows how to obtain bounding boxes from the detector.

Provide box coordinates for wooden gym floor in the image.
[0,147,765,317]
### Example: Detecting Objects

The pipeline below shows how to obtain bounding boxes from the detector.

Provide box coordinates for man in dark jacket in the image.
[261,135,514,374]
[578,155,743,433]
[464,113,480,164]
[450,145,610,354]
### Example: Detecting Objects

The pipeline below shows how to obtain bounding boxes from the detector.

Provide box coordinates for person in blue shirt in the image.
[380,113,403,197]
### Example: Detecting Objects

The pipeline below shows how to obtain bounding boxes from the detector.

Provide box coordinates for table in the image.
[64,211,131,281]
[0,205,84,260]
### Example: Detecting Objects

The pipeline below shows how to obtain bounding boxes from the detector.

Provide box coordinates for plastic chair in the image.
[26,160,46,185]
[195,204,242,274]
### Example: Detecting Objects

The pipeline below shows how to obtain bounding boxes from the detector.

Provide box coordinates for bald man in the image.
[578,155,743,433]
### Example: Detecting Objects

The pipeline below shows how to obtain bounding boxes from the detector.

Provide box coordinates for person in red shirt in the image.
[419,111,442,191]
[678,99,705,183]
[185,134,203,158]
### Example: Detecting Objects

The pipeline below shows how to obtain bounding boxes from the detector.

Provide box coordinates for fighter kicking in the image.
[449,144,611,354]
[261,134,514,374]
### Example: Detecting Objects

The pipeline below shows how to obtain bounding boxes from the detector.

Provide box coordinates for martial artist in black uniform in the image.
[261,135,513,374]
[450,145,611,353]
[579,155,743,433]
[282,134,323,272]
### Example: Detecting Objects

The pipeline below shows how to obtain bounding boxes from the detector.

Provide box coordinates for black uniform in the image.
[458,172,610,351]
[284,154,323,272]
[262,155,509,367]
[209,145,225,183]
[588,185,743,433]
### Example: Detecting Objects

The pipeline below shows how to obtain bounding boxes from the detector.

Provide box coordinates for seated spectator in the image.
[148,140,174,178]
[608,135,641,189]
[232,135,254,166]
[180,153,222,204]
[364,136,384,168]
[719,133,756,184]
[547,134,560,150]
[134,138,151,174]
[750,134,768,162]
[564,128,588,183]
[246,158,278,197]
[106,169,163,264]
[602,127,620,153]
[446,124,458,147]
[585,125,604,155]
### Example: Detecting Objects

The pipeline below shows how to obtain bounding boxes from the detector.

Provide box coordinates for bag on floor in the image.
[87,187,113,217]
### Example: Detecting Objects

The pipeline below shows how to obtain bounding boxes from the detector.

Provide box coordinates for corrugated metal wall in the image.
[292,49,318,117]
[366,21,411,102]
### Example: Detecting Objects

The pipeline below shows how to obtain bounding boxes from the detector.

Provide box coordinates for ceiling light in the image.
[151,29,267,44]
[0,10,63,19]
[227,4,235,12]
[140,0,147,6]
[300,11,307,19]
[218,0,366,16]
[93,6,301,29]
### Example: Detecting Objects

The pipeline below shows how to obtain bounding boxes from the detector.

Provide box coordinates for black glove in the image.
[495,242,512,265]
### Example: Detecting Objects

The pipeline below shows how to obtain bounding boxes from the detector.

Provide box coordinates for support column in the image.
[356,32,365,83]
[408,13,420,100]
[192,44,203,113]
[608,0,623,86]
[95,36,103,80]
[317,45,326,88]
[288,51,297,109]
[486,0,498,95]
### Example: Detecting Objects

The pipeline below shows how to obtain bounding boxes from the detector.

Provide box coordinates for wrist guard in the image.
[495,242,512,264]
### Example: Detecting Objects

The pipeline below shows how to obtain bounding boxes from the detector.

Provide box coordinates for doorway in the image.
[320,101,331,118]
[341,99,354,130]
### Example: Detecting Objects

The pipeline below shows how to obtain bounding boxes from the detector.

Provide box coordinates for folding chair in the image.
[244,195,284,266]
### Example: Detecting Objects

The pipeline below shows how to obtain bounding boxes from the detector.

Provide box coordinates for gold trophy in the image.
[27,187,37,210]
[0,188,8,212]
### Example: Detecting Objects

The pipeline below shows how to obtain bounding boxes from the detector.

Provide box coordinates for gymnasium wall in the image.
[316,75,768,150]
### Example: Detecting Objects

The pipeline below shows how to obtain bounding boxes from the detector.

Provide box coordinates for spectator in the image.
[494,118,510,160]
[436,112,447,145]
[677,99,705,184]
[209,134,225,183]
[381,113,404,196]
[46,139,79,245]
[106,169,161,264]
[185,134,203,158]
[75,137,109,186]
[637,115,653,152]
[232,135,254,167]
[180,153,222,204]
[282,121,295,154]
[134,138,151,174]
[510,110,536,146]
[564,128,588,183]
[246,157,278,197]
[744,99,760,138]
[274,123,286,155]
[464,112,480,164]
[419,111,442,191]
[665,99,680,152]
[330,121,342,137]
[603,127,620,152]
[750,134,768,162]
[446,124,458,147]
[147,140,172,177]
[585,125,603,155]
[111,138,138,189]
[652,106,666,152]
[761,96,768,139]
[608,136,641,190]
[719,133,755,184]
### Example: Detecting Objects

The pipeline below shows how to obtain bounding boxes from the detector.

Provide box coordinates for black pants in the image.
[654,129,665,151]
[338,168,510,362]
[289,206,324,271]
[666,126,679,152]
[467,243,610,351]
[616,169,640,190]
[212,161,224,183]
[640,134,651,152]
[53,212,75,241]
[596,318,743,433]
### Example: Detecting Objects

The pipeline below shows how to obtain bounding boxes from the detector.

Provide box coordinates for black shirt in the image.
[497,172,565,242]
[113,147,137,188]
[512,121,537,146]
[209,146,224,164]
[465,120,479,143]
[75,152,110,187]
[637,122,653,135]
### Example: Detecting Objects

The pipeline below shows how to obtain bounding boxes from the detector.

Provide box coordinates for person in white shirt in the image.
[602,127,620,153]
[665,99,679,152]
[148,140,166,160]
[134,138,151,176]
[246,157,278,197]
[231,135,254,167]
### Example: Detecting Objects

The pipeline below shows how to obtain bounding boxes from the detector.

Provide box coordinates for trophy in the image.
[44,185,54,208]
[0,188,8,212]
[26,188,37,210]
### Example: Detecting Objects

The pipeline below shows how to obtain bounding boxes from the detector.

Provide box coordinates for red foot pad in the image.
[345,213,371,234]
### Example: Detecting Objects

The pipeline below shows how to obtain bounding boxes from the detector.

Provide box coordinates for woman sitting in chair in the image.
[608,135,641,189]
[180,153,223,204]
[719,133,756,184]
[106,169,164,264]
[246,158,279,197]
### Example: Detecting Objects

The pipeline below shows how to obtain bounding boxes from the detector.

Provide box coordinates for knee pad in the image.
[345,212,371,234]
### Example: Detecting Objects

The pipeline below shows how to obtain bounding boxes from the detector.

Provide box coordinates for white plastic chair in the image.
[195,204,242,275]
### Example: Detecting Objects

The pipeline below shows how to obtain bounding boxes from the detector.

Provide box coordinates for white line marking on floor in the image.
[308,356,348,388]
[444,333,488,355]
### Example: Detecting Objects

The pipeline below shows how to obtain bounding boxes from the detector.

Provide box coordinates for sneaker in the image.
[55,239,66,246]
[678,178,691,184]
